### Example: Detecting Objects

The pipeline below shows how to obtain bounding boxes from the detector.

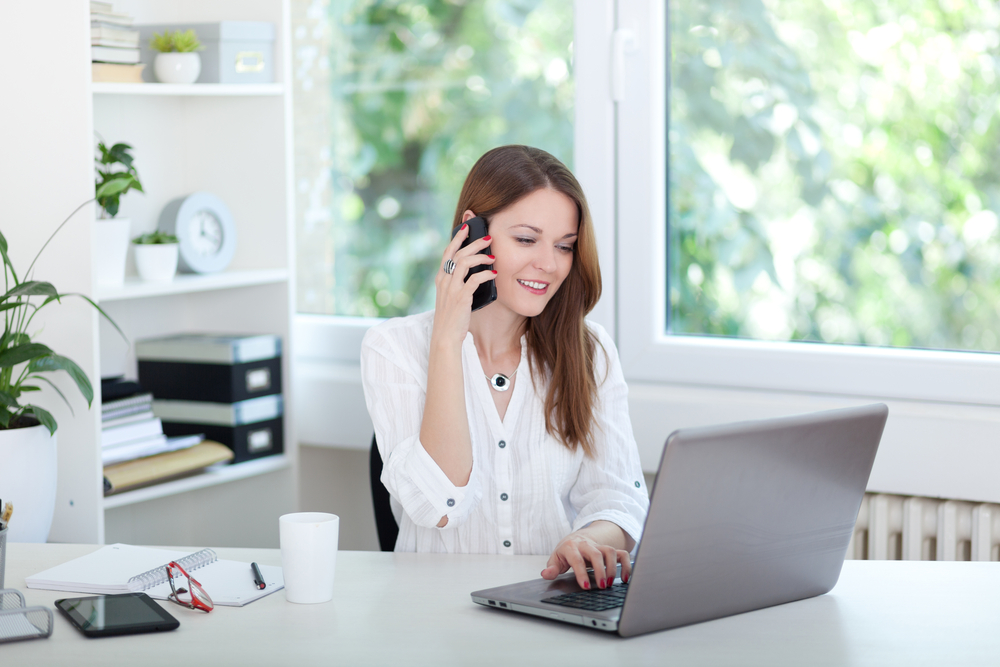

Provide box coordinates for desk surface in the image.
[3,544,1000,666]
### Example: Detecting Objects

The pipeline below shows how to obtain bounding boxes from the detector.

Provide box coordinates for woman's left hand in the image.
[540,522,632,590]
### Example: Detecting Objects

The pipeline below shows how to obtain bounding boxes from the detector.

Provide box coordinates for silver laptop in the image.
[471,404,888,637]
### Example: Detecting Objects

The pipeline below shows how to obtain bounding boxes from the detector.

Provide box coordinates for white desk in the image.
[3,544,999,666]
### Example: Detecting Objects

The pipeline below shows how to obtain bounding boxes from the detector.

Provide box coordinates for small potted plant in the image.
[132,231,179,282]
[94,140,143,287]
[150,29,203,85]
[0,214,123,542]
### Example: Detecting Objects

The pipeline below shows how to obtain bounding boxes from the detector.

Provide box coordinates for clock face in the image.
[165,192,236,274]
[189,210,224,256]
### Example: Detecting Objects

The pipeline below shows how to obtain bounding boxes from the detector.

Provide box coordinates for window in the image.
[616,0,1000,404]
[669,0,1000,352]
[292,0,574,318]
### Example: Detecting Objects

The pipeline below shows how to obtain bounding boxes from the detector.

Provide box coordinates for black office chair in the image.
[369,434,399,552]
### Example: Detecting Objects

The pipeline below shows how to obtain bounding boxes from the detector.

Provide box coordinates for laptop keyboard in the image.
[541,582,629,612]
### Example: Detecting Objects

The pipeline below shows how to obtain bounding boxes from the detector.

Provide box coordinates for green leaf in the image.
[24,404,57,435]
[95,175,133,200]
[0,390,19,407]
[19,385,40,392]
[0,406,14,429]
[28,354,93,406]
[3,280,58,300]
[0,342,54,368]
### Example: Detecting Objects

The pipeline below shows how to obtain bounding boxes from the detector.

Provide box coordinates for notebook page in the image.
[144,559,284,607]
[25,544,193,595]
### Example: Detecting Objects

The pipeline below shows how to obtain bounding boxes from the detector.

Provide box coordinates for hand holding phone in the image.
[451,216,497,311]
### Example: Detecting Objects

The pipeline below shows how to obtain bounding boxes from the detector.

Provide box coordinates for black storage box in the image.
[162,417,283,464]
[138,356,281,403]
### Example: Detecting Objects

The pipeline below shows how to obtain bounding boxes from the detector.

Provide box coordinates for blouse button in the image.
[498,440,506,448]
[503,540,512,548]
[500,493,508,501]
[447,498,455,507]
[634,481,641,488]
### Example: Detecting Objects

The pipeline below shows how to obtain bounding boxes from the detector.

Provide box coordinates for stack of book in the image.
[137,334,285,464]
[90,1,144,83]
[101,379,202,466]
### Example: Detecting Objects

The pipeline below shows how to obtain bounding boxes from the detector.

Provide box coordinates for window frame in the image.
[613,0,1000,408]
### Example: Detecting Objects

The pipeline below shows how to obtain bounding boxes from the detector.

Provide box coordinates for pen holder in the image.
[0,589,54,644]
[0,525,6,589]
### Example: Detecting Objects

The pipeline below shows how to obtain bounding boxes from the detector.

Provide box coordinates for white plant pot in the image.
[134,243,179,282]
[93,218,131,288]
[0,423,57,543]
[155,53,201,84]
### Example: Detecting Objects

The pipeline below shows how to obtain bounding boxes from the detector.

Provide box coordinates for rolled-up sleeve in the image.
[360,324,482,530]
[568,324,649,545]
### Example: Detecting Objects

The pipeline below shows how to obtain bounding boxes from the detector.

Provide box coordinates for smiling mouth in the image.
[517,279,549,294]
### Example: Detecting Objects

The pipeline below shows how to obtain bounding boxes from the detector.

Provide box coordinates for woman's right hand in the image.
[431,217,496,348]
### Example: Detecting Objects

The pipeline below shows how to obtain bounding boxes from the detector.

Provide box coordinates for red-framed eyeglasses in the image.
[165,561,214,613]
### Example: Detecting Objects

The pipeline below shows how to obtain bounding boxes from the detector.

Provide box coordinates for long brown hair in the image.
[453,145,603,456]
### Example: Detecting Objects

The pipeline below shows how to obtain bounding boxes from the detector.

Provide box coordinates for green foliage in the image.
[0,218,124,434]
[95,141,143,219]
[320,0,574,318]
[132,231,178,245]
[670,0,1000,351]
[150,29,203,53]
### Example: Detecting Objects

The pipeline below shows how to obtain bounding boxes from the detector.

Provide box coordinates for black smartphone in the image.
[55,593,180,638]
[451,216,497,311]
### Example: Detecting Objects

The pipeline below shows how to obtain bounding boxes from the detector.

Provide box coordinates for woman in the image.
[361,145,648,590]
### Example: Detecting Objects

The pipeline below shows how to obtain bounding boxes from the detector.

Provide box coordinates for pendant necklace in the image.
[486,367,518,392]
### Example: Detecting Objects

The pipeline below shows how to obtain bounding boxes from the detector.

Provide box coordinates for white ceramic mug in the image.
[279,512,339,604]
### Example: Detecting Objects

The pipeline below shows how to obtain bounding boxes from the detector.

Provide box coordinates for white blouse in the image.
[360,310,649,555]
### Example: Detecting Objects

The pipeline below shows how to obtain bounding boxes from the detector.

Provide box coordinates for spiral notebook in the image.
[25,544,283,607]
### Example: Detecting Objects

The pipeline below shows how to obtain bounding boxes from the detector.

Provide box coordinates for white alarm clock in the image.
[158,192,237,274]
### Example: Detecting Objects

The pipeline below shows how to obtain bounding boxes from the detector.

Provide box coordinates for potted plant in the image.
[94,140,143,287]
[132,231,179,282]
[150,29,203,85]
[0,209,123,543]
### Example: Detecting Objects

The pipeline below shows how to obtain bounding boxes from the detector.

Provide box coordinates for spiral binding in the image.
[126,548,218,592]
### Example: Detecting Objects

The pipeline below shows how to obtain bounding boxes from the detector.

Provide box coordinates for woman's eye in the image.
[516,237,535,245]
[557,245,574,253]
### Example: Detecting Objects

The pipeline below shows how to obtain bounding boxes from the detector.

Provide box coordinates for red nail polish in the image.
[483,235,491,241]
[623,573,629,583]
[487,254,495,259]
[491,270,497,274]
[583,581,590,590]
[462,223,468,230]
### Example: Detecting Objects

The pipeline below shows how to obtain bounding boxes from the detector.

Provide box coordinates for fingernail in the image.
[491,270,497,274]
[462,223,468,230]
[606,578,613,588]
[487,254,495,259]
[597,579,605,589]
[483,235,491,241]
[623,573,629,583]
[583,581,590,590]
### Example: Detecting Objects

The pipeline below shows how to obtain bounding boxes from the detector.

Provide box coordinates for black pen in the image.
[251,562,266,590]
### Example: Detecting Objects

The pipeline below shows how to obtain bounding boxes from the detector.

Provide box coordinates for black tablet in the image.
[55,593,180,638]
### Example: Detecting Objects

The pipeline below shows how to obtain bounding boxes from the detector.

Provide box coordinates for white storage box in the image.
[138,21,275,84]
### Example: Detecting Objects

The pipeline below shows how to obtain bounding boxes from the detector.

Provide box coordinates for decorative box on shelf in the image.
[138,22,275,84]
[137,333,283,463]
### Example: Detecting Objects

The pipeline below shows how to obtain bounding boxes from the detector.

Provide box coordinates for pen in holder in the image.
[0,525,6,589]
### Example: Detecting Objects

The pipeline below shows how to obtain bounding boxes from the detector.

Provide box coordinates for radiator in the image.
[847,493,1000,561]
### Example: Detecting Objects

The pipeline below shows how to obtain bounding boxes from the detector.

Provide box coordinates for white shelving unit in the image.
[92,82,284,96]
[59,0,298,547]
[96,268,289,301]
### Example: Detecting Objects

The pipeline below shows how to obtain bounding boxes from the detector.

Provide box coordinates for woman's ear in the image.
[461,209,477,223]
